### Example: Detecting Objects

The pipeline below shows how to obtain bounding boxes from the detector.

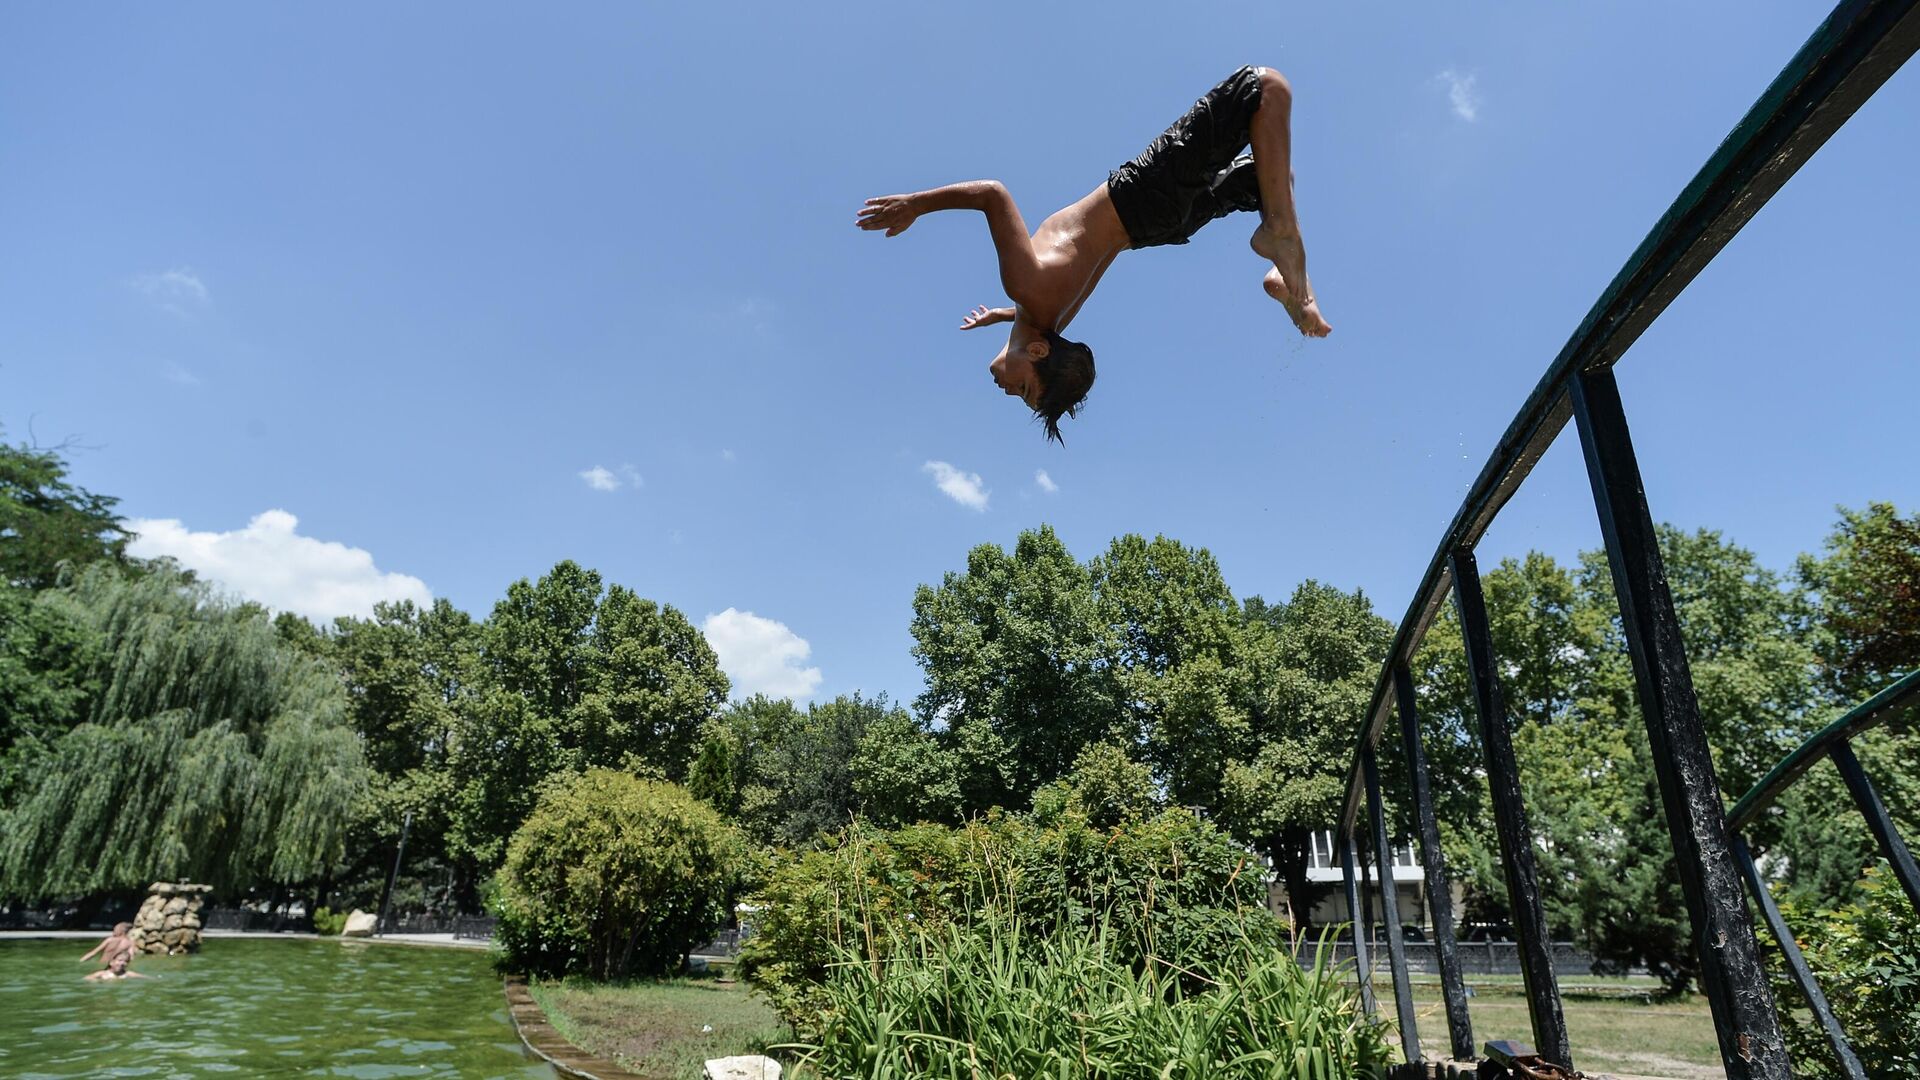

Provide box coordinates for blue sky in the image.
[5,3,1915,705]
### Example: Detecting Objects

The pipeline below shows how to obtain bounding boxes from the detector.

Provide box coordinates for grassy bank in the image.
[1399,983,1724,1079]
[529,965,1724,1080]
[527,972,787,1080]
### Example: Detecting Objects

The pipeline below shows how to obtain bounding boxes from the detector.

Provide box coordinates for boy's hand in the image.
[959,305,1006,330]
[856,194,920,237]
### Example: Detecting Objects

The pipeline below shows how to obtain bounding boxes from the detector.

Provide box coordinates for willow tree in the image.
[0,563,368,900]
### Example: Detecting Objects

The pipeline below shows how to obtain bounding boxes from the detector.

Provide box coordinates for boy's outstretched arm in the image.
[959,304,1015,329]
[858,181,1042,302]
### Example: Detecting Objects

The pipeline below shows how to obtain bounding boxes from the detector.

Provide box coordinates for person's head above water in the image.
[989,330,1095,444]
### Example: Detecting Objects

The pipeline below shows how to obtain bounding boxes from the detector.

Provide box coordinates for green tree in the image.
[1764,862,1920,1079]
[1409,530,1825,987]
[326,599,485,910]
[1576,527,1821,802]
[483,561,728,777]
[851,710,963,828]
[1216,581,1391,925]
[1050,740,1161,829]
[702,694,805,845]
[696,692,921,847]
[911,527,1123,801]
[446,562,730,868]
[0,435,129,589]
[687,717,741,815]
[1094,535,1251,814]
[0,582,101,809]
[493,769,748,979]
[0,564,368,900]
[1800,501,1920,699]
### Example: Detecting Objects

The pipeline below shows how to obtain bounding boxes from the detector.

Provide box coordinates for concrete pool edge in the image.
[0,928,492,949]
[503,975,647,1080]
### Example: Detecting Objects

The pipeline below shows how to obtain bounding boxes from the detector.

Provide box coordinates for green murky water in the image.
[0,937,558,1079]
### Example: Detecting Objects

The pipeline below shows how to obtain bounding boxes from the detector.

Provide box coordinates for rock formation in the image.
[131,881,211,954]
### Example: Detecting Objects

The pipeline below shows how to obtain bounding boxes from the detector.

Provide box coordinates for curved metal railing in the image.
[1322,3,1920,1076]
[1723,670,1920,1080]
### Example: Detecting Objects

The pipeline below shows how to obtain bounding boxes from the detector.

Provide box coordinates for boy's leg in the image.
[1245,67,1331,337]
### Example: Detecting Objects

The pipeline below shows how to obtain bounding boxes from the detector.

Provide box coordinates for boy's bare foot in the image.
[1251,227,1331,338]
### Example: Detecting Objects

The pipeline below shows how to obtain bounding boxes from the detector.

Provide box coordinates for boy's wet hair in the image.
[1031,331,1096,444]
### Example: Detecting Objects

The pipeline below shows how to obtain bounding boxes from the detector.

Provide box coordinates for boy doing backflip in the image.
[858,66,1329,443]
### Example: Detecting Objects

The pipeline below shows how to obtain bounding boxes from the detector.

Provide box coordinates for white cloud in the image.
[131,267,211,316]
[922,460,989,511]
[1438,69,1481,122]
[162,361,200,386]
[702,608,823,701]
[127,509,430,622]
[579,463,643,492]
[720,449,736,462]
[1034,469,1058,494]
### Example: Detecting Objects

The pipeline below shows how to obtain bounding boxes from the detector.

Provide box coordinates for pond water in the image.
[0,937,557,1079]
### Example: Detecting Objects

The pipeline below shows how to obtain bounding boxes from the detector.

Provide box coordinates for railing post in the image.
[1829,739,1920,911]
[1570,366,1790,1079]
[1363,745,1421,1062]
[1450,548,1572,1066]
[1341,832,1376,1016]
[1732,835,1866,1080]
[1395,662,1476,1061]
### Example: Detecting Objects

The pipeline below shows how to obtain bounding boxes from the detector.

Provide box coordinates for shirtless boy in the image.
[80,922,137,970]
[84,953,149,981]
[858,66,1329,443]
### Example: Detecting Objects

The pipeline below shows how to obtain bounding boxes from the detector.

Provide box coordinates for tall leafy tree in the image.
[324,599,483,908]
[0,564,368,900]
[910,527,1124,801]
[695,693,925,846]
[1800,501,1920,699]
[446,561,729,868]
[1407,530,1824,988]
[1094,535,1250,812]
[0,582,101,809]
[0,435,129,589]
[1216,581,1391,924]
[1772,502,1920,907]
[851,709,963,829]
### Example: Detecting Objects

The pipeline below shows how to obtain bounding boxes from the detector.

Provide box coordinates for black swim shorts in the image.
[1107,66,1266,249]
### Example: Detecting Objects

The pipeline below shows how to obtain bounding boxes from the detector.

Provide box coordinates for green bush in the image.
[783,915,1390,1079]
[1765,861,1920,1078]
[492,769,747,979]
[739,807,1284,1030]
[311,906,347,936]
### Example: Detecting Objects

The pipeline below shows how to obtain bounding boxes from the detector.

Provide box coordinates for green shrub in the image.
[1765,861,1920,1078]
[492,769,748,979]
[311,906,347,936]
[739,807,1284,1030]
[783,915,1390,1079]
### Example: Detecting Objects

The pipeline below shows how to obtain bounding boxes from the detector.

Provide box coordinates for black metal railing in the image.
[1326,2,1920,1076]
[1722,670,1920,1080]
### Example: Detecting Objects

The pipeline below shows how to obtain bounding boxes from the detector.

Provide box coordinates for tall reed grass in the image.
[781,914,1392,1080]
